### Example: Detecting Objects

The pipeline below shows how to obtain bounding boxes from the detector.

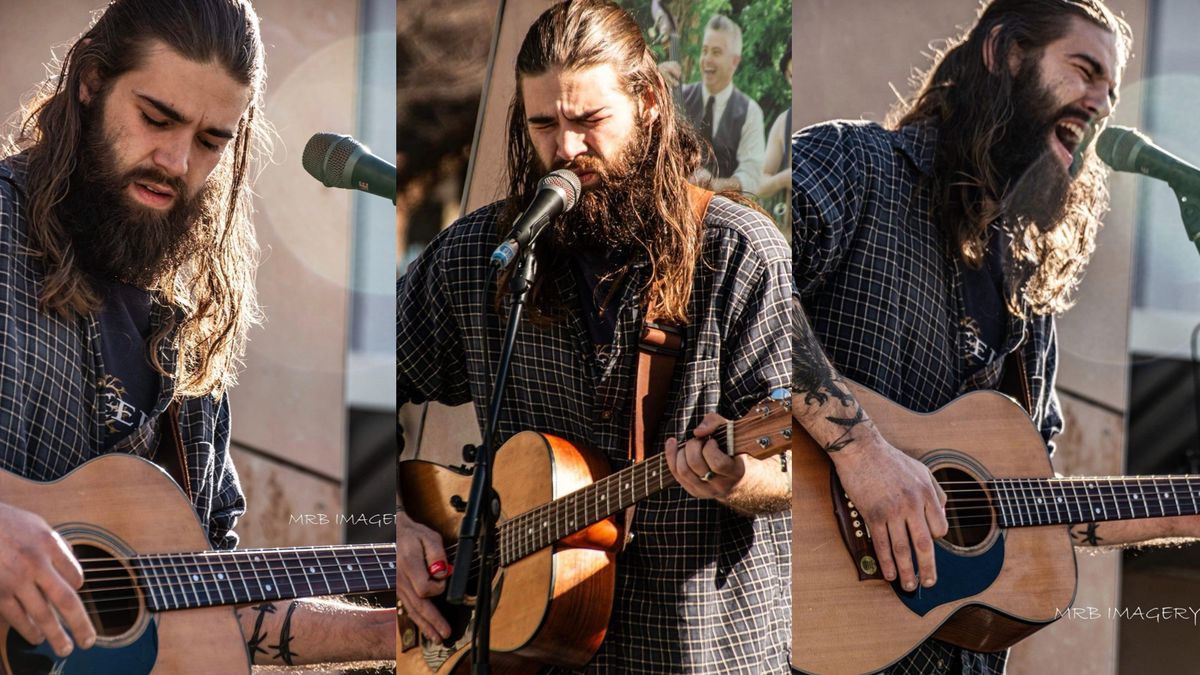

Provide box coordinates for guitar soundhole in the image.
[934,467,993,550]
[74,544,141,638]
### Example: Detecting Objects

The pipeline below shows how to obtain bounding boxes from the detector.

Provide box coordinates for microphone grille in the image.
[541,169,582,210]
[1096,125,1145,171]
[302,133,357,185]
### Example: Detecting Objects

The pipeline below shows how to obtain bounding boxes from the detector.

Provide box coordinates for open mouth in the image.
[1051,118,1088,170]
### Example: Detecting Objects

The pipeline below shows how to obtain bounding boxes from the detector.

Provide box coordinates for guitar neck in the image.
[132,543,395,611]
[989,476,1200,528]
[499,395,791,565]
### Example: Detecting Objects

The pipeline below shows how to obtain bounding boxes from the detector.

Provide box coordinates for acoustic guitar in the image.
[791,381,1200,674]
[397,390,793,674]
[0,454,396,675]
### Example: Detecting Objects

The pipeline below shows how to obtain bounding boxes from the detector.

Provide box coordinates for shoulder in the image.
[703,196,787,268]
[418,200,505,269]
[0,155,29,244]
[732,87,763,116]
[792,119,898,162]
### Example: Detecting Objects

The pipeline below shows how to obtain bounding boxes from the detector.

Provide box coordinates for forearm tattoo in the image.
[1072,522,1104,546]
[268,600,301,666]
[793,299,870,453]
[244,602,276,663]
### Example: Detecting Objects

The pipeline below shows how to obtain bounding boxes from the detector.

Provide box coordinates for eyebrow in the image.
[527,107,608,126]
[137,93,236,139]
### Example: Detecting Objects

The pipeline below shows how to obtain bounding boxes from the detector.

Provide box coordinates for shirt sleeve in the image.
[206,395,245,551]
[396,229,474,455]
[714,213,792,419]
[791,123,868,296]
[732,98,766,194]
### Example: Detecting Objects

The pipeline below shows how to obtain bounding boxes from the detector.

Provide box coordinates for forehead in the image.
[703,28,732,50]
[115,41,252,131]
[1044,15,1123,83]
[521,64,631,113]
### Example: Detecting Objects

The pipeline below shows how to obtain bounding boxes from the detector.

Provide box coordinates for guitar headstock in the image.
[730,388,793,460]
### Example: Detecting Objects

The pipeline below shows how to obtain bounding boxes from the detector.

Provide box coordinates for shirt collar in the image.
[890,122,938,177]
[701,81,735,108]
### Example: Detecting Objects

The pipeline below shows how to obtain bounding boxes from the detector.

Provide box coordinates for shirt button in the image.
[598,409,612,421]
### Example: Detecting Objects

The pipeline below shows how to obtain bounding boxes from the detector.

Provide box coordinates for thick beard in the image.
[536,122,657,255]
[991,59,1081,234]
[59,93,211,288]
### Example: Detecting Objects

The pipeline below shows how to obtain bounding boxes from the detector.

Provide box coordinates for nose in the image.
[1083,83,1112,124]
[153,132,191,179]
[556,128,587,164]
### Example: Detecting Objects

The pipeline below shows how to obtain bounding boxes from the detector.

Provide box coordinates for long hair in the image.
[501,0,706,324]
[5,0,268,398]
[888,0,1131,316]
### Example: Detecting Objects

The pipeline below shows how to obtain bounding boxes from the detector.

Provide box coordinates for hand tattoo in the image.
[269,600,300,666]
[244,602,276,663]
[1072,522,1104,546]
[793,298,869,453]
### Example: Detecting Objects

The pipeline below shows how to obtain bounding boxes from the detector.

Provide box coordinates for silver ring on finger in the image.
[701,470,716,482]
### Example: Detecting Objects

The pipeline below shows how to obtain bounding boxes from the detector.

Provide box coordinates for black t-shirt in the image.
[96,281,160,449]
[959,229,1009,376]
[569,249,629,347]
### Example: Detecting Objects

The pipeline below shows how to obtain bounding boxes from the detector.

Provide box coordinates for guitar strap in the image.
[153,399,194,502]
[621,185,714,550]
[998,346,1034,416]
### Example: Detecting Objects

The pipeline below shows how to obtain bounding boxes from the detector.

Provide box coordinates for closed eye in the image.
[141,112,167,128]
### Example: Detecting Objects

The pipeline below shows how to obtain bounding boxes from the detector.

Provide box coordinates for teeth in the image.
[1057,121,1086,144]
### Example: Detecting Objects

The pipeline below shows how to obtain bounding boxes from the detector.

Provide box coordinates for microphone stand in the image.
[446,241,539,675]
[1172,184,1200,258]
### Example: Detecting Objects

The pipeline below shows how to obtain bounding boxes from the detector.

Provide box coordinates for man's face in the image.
[987,16,1121,233]
[521,63,658,252]
[523,63,655,189]
[83,40,250,214]
[700,28,740,93]
[67,40,251,284]
[1010,16,1121,176]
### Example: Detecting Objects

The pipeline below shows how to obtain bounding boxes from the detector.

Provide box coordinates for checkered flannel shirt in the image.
[0,154,244,550]
[398,197,792,673]
[791,121,1064,675]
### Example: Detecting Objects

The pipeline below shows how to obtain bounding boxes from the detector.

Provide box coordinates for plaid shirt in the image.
[0,155,244,550]
[791,121,1064,675]
[398,198,792,673]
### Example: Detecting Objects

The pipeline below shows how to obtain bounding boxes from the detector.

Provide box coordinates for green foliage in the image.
[619,0,792,122]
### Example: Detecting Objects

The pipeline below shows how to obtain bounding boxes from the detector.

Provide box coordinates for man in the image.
[0,0,392,667]
[792,0,1200,671]
[660,14,765,194]
[397,1,791,671]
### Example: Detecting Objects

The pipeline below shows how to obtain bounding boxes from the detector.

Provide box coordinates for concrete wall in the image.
[792,1,1150,672]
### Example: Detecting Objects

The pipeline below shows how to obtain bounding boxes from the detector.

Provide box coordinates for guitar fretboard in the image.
[132,544,395,611]
[989,476,1200,528]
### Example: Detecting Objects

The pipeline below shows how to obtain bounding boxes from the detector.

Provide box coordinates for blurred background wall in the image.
[0,0,396,636]
[793,1,1200,672]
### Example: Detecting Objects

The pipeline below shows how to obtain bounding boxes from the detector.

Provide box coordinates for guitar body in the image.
[0,455,249,675]
[398,432,619,674]
[791,384,1077,675]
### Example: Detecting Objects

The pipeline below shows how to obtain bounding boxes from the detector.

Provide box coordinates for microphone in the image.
[1096,126,1200,194]
[302,133,396,203]
[490,169,582,269]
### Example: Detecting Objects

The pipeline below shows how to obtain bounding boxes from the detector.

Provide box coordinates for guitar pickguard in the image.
[891,534,1006,617]
[3,621,158,675]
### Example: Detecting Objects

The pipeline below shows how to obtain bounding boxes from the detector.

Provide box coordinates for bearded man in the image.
[792,0,1200,671]
[397,1,791,671]
[0,0,392,667]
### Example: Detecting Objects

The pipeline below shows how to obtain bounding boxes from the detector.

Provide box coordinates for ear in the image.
[982,24,1023,76]
[76,39,100,105]
[640,86,660,126]
[732,54,742,71]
